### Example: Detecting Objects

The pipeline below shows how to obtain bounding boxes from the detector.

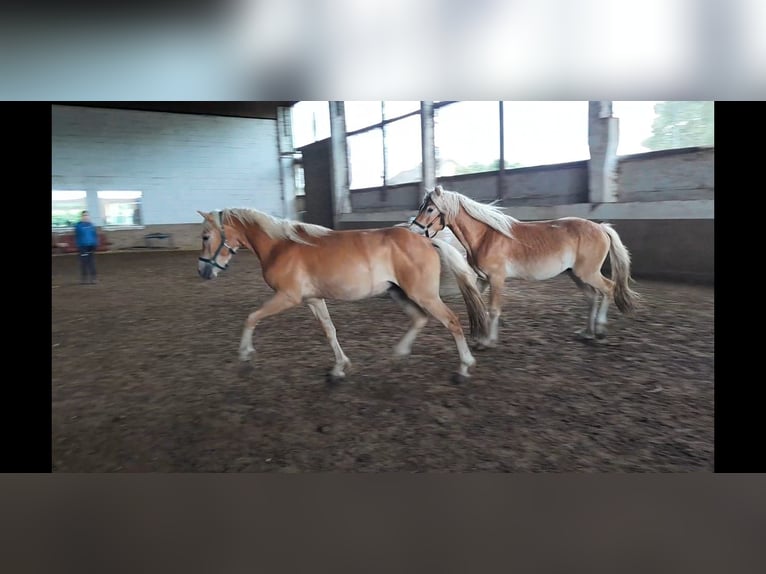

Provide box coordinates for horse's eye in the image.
[427,207,434,213]
[202,235,210,242]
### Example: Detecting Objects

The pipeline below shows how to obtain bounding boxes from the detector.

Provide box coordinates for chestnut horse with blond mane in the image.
[196,208,490,383]
[410,186,640,347]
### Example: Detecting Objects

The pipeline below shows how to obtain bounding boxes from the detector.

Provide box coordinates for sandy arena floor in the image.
[52,249,714,472]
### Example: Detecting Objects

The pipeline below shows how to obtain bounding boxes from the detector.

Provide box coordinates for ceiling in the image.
[58,102,298,121]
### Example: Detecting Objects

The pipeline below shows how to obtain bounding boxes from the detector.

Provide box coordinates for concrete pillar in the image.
[276,106,297,219]
[329,101,351,216]
[420,101,436,199]
[588,100,620,203]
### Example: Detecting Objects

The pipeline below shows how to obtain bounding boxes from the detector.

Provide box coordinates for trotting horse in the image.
[410,185,640,347]
[196,208,490,383]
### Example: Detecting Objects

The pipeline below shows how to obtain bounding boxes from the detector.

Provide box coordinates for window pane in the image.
[435,101,500,176]
[503,101,589,168]
[613,101,714,155]
[383,101,420,120]
[97,190,143,226]
[344,101,382,132]
[294,164,305,197]
[291,101,330,148]
[52,190,88,228]
[385,114,422,185]
[348,128,384,189]
[612,101,661,155]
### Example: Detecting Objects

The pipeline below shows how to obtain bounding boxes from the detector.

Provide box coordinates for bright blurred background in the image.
[3,0,763,99]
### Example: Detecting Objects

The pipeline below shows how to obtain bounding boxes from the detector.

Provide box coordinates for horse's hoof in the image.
[594,331,607,340]
[575,330,595,341]
[326,373,345,386]
[239,350,254,361]
[451,372,469,385]
[238,363,255,377]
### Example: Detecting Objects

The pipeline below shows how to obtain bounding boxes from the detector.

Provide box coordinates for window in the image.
[52,190,87,229]
[294,163,305,197]
[291,101,331,148]
[503,101,590,168]
[344,101,423,189]
[98,190,143,227]
[384,114,422,185]
[435,101,500,176]
[347,128,384,189]
[344,101,382,132]
[613,101,714,155]
[612,101,661,155]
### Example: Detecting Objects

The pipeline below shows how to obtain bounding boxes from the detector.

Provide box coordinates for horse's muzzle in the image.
[198,261,216,280]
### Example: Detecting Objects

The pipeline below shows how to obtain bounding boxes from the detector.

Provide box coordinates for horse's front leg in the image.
[239,292,299,361]
[476,273,505,348]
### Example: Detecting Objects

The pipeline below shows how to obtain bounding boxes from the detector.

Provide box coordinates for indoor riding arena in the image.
[52,102,714,472]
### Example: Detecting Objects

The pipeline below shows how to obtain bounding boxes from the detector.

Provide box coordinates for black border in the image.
[3,102,53,472]
[713,101,761,472]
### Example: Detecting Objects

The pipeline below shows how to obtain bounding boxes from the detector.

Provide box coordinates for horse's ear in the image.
[434,185,443,196]
[197,210,207,219]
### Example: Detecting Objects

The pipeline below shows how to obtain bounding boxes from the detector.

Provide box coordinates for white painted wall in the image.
[52,105,283,225]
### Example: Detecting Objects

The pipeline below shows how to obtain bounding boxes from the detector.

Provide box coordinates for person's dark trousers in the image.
[79,246,97,283]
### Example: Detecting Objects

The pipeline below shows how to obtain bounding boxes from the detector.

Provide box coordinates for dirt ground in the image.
[52,249,714,472]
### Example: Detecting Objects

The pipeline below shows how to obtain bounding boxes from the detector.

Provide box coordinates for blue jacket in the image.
[75,221,99,248]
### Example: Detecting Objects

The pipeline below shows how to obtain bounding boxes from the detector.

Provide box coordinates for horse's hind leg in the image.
[410,295,476,383]
[388,285,429,357]
[306,297,352,380]
[239,292,299,361]
[581,272,615,339]
[567,270,601,340]
[594,291,610,339]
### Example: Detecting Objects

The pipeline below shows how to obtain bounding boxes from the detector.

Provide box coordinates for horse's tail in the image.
[601,223,640,315]
[430,237,490,341]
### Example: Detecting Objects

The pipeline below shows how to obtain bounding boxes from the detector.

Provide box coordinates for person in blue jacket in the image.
[74,210,99,284]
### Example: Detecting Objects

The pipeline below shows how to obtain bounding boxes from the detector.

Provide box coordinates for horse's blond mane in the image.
[223,208,332,245]
[429,187,516,238]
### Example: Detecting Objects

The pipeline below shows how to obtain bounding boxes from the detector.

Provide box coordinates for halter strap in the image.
[198,210,238,270]
[412,196,446,238]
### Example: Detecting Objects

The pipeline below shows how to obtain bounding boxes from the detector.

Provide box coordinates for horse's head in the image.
[197,210,244,279]
[410,185,446,238]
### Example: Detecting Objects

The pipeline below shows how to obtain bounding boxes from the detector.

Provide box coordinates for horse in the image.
[410,185,640,347]
[393,220,471,298]
[196,208,490,384]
